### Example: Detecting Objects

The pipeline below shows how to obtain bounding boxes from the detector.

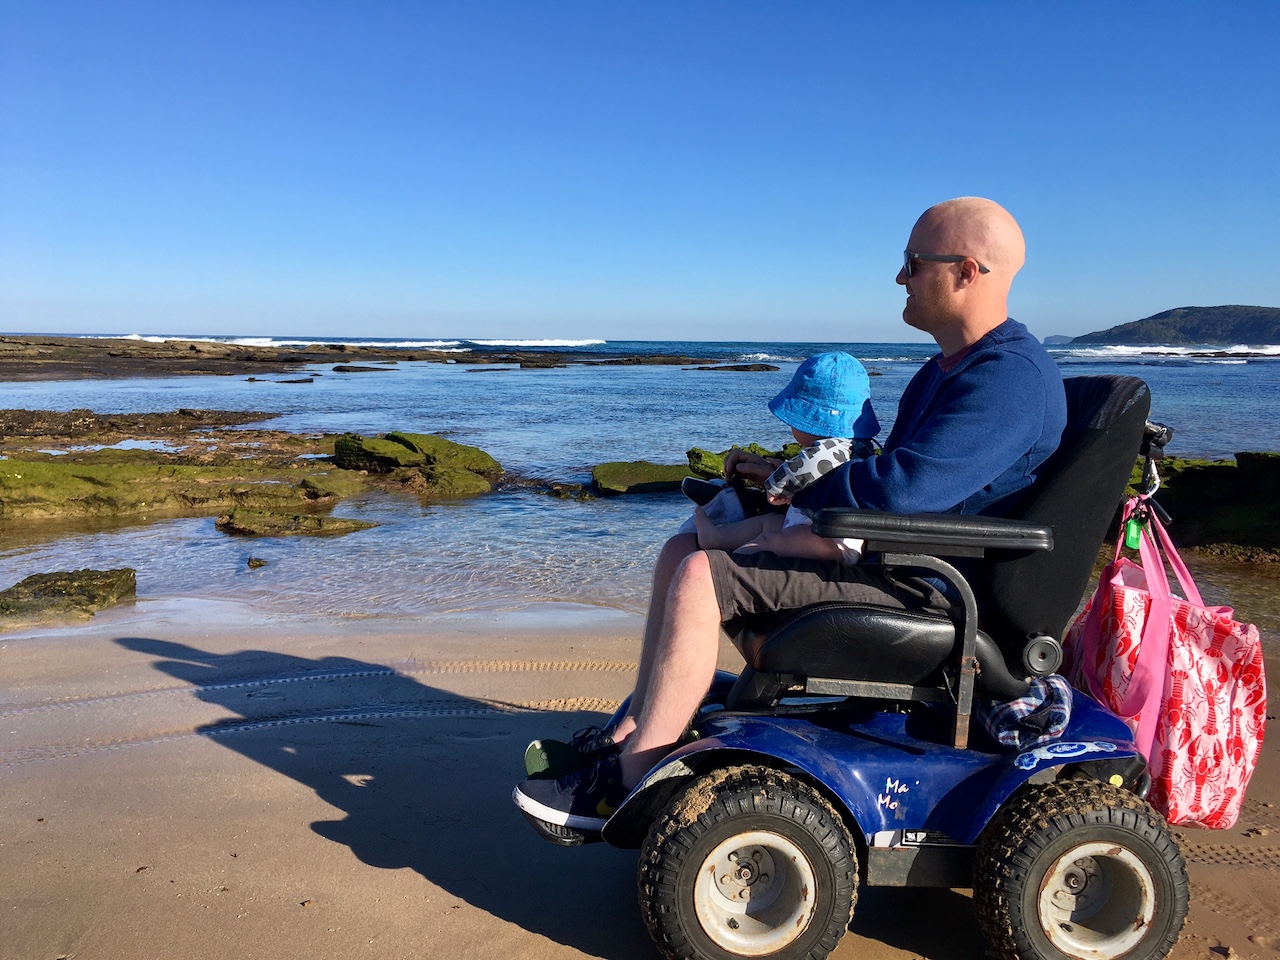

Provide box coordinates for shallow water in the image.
[1,341,1277,650]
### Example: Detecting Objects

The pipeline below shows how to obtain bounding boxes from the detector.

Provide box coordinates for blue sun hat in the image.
[767,351,880,439]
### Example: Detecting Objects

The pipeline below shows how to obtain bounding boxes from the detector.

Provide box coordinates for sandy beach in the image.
[0,599,1275,960]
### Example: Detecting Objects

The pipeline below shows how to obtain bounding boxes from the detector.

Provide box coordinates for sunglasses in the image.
[903,251,991,278]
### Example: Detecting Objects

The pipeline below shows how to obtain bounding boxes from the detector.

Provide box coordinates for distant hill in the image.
[1042,335,1074,345]
[1071,305,1280,345]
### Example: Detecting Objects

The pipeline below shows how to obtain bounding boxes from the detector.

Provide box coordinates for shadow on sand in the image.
[117,636,988,960]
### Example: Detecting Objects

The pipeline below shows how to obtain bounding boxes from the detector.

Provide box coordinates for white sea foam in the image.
[737,352,804,363]
[275,339,468,349]
[113,333,293,347]
[735,350,927,365]
[1056,343,1280,360]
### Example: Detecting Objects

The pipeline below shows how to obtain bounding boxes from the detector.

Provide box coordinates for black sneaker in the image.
[516,811,600,847]
[523,724,616,779]
[512,751,628,834]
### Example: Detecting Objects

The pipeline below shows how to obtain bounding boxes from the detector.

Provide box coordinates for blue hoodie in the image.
[793,318,1066,517]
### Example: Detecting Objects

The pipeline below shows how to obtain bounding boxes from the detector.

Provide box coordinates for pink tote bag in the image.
[1065,496,1268,829]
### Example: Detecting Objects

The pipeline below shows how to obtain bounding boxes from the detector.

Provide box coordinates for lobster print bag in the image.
[1065,496,1267,829]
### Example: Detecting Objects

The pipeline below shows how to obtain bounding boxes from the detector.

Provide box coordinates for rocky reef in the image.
[0,567,136,625]
[0,453,360,521]
[0,335,719,381]
[1141,452,1280,559]
[588,443,1280,563]
[685,442,802,479]
[591,461,690,495]
[333,431,503,499]
[0,409,504,527]
[591,442,802,495]
[215,509,378,537]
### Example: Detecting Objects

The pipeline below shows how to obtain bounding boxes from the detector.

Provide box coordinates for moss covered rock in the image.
[1133,453,1280,555]
[685,442,803,479]
[0,456,353,520]
[421,462,493,498]
[215,509,378,537]
[331,431,501,502]
[592,461,688,495]
[299,471,372,501]
[1236,452,1280,496]
[332,434,426,472]
[0,567,136,624]
[386,432,502,476]
[546,481,594,501]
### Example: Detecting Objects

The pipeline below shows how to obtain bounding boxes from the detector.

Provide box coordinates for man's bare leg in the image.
[610,531,698,744]
[618,550,723,786]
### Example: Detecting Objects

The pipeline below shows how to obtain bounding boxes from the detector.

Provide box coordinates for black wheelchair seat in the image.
[735,602,1032,701]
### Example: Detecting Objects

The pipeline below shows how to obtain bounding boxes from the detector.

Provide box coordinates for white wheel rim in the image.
[692,829,818,956]
[1038,840,1157,958]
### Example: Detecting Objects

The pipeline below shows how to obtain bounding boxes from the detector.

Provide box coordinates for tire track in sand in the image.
[1187,882,1280,940]
[0,658,635,718]
[0,696,623,769]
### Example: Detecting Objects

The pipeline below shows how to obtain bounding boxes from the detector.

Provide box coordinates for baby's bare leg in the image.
[692,508,772,551]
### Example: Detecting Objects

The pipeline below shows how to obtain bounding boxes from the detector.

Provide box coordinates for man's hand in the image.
[723,449,778,486]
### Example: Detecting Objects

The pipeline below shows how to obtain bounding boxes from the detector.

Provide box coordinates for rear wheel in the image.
[638,767,857,960]
[974,778,1188,960]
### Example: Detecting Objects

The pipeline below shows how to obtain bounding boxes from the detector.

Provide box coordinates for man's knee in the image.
[667,550,720,618]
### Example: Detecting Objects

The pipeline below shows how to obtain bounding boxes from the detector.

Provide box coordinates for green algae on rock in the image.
[385,432,502,476]
[215,509,378,537]
[0,567,136,624]
[1130,453,1280,557]
[0,454,372,521]
[298,471,372,501]
[332,430,502,499]
[0,412,505,530]
[593,442,809,495]
[420,462,493,498]
[685,442,803,480]
[592,461,688,495]
[332,435,427,471]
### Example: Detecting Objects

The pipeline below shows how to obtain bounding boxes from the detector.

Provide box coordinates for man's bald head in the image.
[912,197,1026,279]
[900,198,1026,353]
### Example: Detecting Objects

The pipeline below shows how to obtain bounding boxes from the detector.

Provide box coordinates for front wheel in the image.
[638,766,857,960]
[974,778,1189,960]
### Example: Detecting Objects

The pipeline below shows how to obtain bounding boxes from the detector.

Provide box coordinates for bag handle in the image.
[1115,494,1222,758]
[1125,517,1173,757]
[1145,508,1205,607]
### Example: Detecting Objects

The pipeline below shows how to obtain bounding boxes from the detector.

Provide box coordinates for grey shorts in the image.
[704,549,951,632]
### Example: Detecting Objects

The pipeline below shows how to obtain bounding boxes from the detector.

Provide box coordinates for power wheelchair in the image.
[537,375,1190,960]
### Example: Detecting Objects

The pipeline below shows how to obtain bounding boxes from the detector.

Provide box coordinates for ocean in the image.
[1,335,1278,631]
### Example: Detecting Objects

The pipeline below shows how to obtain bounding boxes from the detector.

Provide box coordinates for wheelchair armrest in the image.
[811,508,1053,558]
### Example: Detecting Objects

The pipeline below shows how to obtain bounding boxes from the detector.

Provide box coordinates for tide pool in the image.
[1,340,1277,630]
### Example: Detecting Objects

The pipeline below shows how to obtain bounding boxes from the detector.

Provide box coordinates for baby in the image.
[687,351,879,563]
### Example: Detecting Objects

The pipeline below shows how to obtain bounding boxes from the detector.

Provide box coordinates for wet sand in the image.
[1,599,1276,959]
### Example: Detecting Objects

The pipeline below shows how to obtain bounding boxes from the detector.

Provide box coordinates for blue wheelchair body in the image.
[606,670,1143,852]
[531,377,1191,960]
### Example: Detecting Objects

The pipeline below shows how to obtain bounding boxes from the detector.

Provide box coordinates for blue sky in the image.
[2,1,1278,343]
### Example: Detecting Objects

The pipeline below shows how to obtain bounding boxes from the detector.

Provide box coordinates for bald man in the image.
[514,198,1067,835]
